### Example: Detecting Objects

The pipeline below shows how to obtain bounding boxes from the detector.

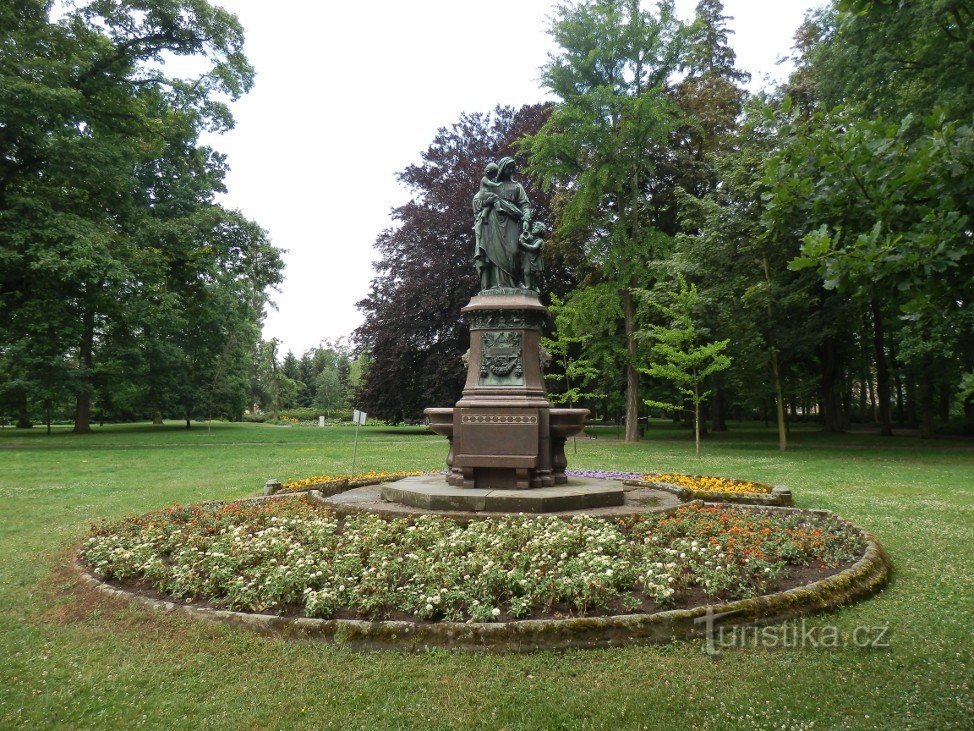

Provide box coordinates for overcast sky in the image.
[205,0,823,356]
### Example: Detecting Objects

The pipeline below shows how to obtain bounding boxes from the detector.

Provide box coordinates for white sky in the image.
[204,0,823,356]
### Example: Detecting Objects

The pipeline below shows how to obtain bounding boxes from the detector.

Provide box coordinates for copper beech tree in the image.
[354,105,562,423]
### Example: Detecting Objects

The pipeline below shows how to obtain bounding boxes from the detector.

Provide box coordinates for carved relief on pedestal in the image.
[479,330,523,386]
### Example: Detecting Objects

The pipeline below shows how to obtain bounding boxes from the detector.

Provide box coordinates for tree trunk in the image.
[761,255,786,450]
[937,381,951,423]
[623,287,639,443]
[153,412,163,425]
[819,337,844,433]
[858,377,867,423]
[841,387,852,430]
[694,380,701,458]
[711,378,728,432]
[889,340,905,425]
[866,374,876,422]
[73,308,95,434]
[906,376,918,427]
[919,375,936,438]
[770,348,787,452]
[871,297,893,436]
[15,392,31,428]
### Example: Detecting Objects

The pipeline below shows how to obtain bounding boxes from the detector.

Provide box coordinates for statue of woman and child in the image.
[472,156,545,293]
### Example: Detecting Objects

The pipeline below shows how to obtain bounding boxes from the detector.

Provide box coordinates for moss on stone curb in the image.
[73,502,888,652]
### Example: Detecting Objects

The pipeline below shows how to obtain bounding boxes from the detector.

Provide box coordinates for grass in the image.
[1,420,972,729]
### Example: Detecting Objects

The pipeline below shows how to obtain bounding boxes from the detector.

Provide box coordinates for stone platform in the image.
[381,474,623,512]
[318,475,683,520]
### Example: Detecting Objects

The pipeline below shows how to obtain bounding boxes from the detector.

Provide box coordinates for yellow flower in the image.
[645,473,772,494]
[280,470,425,492]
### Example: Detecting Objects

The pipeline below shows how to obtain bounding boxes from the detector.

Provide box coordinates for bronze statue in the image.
[472,157,532,291]
[518,221,545,291]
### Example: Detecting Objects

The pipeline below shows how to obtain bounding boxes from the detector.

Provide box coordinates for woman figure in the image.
[472,156,531,290]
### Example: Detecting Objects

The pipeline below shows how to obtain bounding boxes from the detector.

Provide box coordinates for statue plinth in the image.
[425,291,587,490]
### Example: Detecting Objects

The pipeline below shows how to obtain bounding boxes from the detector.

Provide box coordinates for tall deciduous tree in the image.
[787,112,974,437]
[0,0,281,430]
[355,105,555,423]
[523,0,687,442]
[804,0,974,121]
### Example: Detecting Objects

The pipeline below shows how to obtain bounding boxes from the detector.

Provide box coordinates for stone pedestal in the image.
[425,290,587,491]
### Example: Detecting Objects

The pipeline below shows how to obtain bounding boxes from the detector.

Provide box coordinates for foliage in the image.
[523,0,688,442]
[0,0,281,431]
[802,0,974,120]
[638,276,731,456]
[542,294,605,408]
[246,340,355,420]
[763,103,974,435]
[354,105,555,423]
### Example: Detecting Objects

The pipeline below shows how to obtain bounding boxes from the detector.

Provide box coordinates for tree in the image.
[803,0,974,121]
[542,294,604,408]
[638,276,730,457]
[787,112,974,437]
[671,0,750,196]
[523,0,687,442]
[355,105,555,423]
[314,369,344,418]
[767,0,974,437]
[0,1,281,431]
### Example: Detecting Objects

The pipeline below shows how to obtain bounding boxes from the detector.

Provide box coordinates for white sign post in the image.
[351,409,367,471]
[318,415,325,428]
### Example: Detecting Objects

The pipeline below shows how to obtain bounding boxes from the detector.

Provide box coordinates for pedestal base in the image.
[381,475,624,513]
[426,292,588,491]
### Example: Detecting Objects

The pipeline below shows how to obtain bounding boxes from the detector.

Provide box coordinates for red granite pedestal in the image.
[424,291,589,492]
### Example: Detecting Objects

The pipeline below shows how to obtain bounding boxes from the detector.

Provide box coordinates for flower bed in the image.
[81,500,862,623]
[280,470,424,494]
[646,473,772,494]
[629,472,792,506]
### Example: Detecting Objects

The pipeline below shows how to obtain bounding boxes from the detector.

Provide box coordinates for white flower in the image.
[491,607,501,617]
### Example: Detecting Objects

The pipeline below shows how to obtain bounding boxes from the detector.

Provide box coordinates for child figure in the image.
[479,162,501,196]
[473,162,501,290]
[518,220,546,292]
[474,162,501,227]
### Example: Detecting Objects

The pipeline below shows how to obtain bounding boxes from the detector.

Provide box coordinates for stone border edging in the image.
[73,503,889,652]
[625,477,793,506]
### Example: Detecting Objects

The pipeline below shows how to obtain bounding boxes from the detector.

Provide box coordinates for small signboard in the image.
[318,415,325,428]
[351,409,367,470]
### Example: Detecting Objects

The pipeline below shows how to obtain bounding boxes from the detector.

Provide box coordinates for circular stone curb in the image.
[625,478,793,507]
[73,503,889,652]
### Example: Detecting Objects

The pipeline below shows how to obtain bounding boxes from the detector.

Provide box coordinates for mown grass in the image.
[1,420,972,730]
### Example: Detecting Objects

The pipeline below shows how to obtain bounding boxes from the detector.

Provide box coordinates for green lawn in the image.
[1,421,972,729]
